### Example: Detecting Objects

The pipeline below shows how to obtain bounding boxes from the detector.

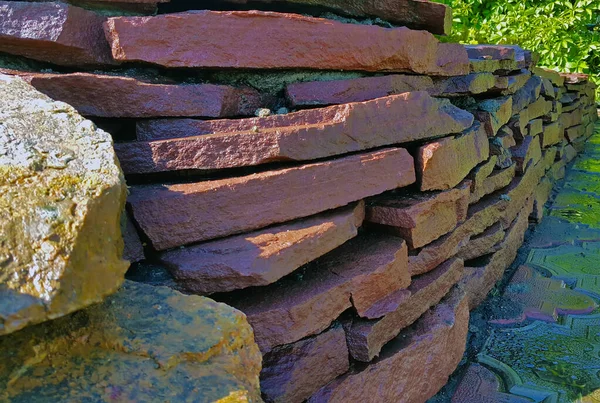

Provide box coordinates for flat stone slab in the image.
[161,202,365,294]
[367,183,470,249]
[0,1,114,67]
[116,92,474,174]
[12,71,261,118]
[0,74,127,335]
[219,0,453,35]
[0,281,263,402]
[104,10,470,75]
[261,324,349,403]
[417,122,489,191]
[309,289,469,403]
[343,257,464,362]
[225,233,409,352]
[128,147,416,250]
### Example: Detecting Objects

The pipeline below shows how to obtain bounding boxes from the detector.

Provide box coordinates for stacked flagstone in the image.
[0,1,597,402]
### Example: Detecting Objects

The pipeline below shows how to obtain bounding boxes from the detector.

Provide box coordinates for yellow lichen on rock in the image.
[0,74,128,335]
[0,281,263,403]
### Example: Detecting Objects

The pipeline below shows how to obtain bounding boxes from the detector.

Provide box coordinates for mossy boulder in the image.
[0,74,128,335]
[0,281,263,402]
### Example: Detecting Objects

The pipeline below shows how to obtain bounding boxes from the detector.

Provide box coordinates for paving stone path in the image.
[442,125,600,403]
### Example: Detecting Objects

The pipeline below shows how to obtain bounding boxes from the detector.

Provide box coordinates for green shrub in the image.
[435,0,600,98]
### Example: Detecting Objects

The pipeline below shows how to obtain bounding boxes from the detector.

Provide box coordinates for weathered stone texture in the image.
[0,1,114,67]
[104,11,469,75]
[309,289,469,403]
[226,233,409,352]
[261,325,349,403]
[129,148,415,250]
[13,72,262,118]
[476,96,513,136]
[220,0,453,35]
[344,257,464,362]
[0,281,263,403]
[161,202,365,294]
[0,74,127,335]
[117,92,474,174]
[367,183,470,249]
[417,123,489,191]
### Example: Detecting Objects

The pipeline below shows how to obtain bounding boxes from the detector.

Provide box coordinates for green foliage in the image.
[435,0,600,95]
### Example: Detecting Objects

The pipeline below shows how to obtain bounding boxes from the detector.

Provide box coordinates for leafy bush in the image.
[435,0,600,96]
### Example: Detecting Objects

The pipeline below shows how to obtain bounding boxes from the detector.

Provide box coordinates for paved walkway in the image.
[438,127,600,403]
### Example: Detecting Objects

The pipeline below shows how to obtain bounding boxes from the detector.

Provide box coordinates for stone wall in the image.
[0,0,597,402]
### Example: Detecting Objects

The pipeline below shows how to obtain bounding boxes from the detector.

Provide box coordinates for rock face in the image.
[161,202,365,294]
[128,147,416,250]
[0,1,114,67]
[309,289,469,403]
[116,92,473,174]
[0,74,128,335]
[104,11,469,75]
[15,72,262,118]
[0,281,263,403]
[220,0,453,35]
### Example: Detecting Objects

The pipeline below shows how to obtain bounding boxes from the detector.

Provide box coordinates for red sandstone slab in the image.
[456,222,504,261]
[366,183,470,249]
[343,257,464,362]
[161,202,365,294]
[470,164,516,204]
[220,0,453,35]
[461,198,533,308]
[417,122,489,191]
[286,75,435,107]
[532,67,565,87]
[541,121,563,147]
[560,110,583,129]
[309,289,469,403]
[226,233,409,352]
[528,119,543,137]
[123,213,145,263]
[465,45,516,61]
[511,135,542,174]
[475,96,513,136]
[128,147,415,250]
[117,92,474,174]
[0,1,114,67]
[409,160,542,275]
[261,325,349,403]
[104,11,469,75]
[12,72,261,118]
[512,76,542,114]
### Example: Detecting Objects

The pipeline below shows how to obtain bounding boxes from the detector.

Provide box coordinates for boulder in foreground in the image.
[0,281,263,403]
[0,74,128,335]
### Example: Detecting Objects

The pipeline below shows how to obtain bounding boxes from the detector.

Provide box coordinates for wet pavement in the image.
[439,127,600,403]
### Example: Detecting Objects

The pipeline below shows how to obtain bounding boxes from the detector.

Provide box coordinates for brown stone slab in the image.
[528,119,543,137]
[532,67,565,87]
[285,75,435,107]
[470,164,516,204]
[462,198,533,308]
[465,45,516,61]
[309,289,469,403]
[541,121,563,147]
[128,147,415,250]
[512,76,542,114]
[522,97,553,121]
[226,233,409,352]
[531,177,553,222]
[475,96,513,136]
[560,110,583,129]
[510,135,542,174]
[0,1,114,67]
[410,160,543,275]
[123,213,145,263]
[456,222,504,261]
[220,0,453,35]
[432,73,497,96]
[11,72,261,118]
[261,325,349,403]
[543,147,558,171]
[343,257,464,362]
[104,11,469,75]
[161,202,365,294]
[367,183,470,249]
[117,92,474,174]
[498,70,532,95]
[470,58,518,74]
[417,123,489,191]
